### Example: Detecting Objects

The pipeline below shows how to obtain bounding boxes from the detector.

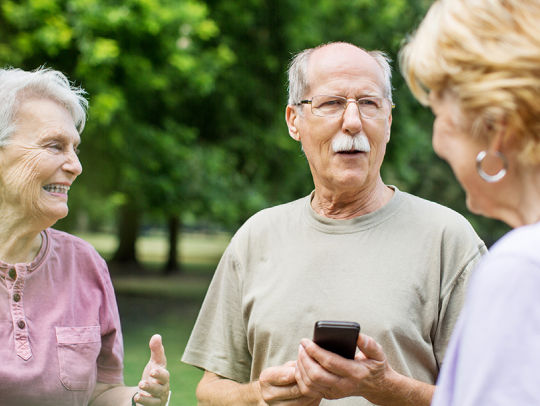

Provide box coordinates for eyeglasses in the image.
[294,95,394,119]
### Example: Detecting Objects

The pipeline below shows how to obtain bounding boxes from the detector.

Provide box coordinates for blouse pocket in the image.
[55,326,101,391]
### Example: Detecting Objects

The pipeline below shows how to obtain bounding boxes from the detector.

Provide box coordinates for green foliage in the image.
[1,0,236,231]
[1,0,508,245]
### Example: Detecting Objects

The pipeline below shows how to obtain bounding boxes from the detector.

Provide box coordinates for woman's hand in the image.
[134,334,170,406]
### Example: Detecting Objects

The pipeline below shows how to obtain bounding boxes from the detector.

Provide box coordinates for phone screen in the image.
[313,320,360,359]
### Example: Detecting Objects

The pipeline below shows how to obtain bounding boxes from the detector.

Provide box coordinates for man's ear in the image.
[385,111,393,143]
[286,105,301,141]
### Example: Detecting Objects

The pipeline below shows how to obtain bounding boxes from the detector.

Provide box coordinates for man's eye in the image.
[321,99,344,107]
[359,99,379,107]
[48,143,63,151]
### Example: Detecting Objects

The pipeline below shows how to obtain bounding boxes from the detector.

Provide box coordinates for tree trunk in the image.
[111,202,140,270]
[164,215,181,274]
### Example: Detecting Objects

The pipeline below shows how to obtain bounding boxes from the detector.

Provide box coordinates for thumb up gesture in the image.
[133,334,170,406]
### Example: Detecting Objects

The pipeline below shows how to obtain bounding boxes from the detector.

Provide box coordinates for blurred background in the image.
[0,0,509,404]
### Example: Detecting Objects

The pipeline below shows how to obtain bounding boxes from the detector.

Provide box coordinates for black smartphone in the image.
[313,320,361,359]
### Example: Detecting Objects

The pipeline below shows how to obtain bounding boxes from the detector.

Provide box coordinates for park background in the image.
[0,0,509,404]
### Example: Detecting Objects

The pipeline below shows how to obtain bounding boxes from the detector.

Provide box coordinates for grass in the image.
[117,294,205,406]
[77,231,231,406]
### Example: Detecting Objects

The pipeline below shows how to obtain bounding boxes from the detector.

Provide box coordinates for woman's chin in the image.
[465,195,485,217]
[35,206,69,228]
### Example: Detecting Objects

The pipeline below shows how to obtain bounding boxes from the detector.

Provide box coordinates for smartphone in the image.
[313,320,361,359]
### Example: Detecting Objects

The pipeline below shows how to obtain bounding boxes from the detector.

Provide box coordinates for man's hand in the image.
[295,333,395,404]
[134,334,171,406]
[259,361,322,406]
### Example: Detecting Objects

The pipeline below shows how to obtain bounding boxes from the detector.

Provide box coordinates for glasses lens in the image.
[311,95,346,117]
[358,97,383,118]
[309,96,389,118]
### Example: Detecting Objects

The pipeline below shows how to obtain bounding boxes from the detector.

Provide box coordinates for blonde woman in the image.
[400,0,540,404]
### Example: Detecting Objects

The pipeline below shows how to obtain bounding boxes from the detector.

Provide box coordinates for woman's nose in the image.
[63,149,83,176]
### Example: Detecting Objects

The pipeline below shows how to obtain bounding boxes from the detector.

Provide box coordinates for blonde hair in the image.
[399,0,540,164]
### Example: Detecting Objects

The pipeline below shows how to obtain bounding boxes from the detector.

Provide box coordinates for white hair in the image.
[287,42,393,105]
[0,67,88,146]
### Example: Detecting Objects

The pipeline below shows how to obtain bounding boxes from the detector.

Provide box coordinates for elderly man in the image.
[182,42,486,405]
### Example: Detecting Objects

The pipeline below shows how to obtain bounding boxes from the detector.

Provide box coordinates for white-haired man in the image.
[182,42,486,405]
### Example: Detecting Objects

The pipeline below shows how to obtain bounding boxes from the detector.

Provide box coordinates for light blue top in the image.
[432,221,540,405]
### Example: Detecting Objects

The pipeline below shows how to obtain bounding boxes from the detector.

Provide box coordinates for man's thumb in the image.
[357,333,385,362]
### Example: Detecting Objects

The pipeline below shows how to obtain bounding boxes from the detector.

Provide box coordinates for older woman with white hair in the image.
[400,0,540,404]
[0,67,170,406]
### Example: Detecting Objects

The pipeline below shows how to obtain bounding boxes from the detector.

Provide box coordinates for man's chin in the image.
[332,174,370,190]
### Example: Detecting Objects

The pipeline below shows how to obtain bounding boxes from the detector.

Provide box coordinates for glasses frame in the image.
[294,95,395,119]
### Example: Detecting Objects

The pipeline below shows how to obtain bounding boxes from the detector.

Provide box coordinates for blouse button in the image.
[8,268,16,280]
[13,293,21,302]
[17,320,26,329]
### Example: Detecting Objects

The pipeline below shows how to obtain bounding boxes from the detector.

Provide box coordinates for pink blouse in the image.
[0,228,124,406]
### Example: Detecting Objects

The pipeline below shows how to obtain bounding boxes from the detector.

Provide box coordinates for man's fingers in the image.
[356,333,385,362]
[260,363,296,386]
[296,343,335,395]
[299,338,354,378]
[148,334,167,367]
[259,362,303,402]
[262,382,302,401]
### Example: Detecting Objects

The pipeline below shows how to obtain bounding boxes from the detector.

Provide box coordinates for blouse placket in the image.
[5,264,32,360]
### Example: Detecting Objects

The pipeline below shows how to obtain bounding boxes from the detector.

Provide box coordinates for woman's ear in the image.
[488,117,510,152]
[285,105,301,141]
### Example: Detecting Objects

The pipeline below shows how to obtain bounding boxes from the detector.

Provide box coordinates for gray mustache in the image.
[332,134,371,153]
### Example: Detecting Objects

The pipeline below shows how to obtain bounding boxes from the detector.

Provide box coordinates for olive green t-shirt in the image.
[182,188,486,405]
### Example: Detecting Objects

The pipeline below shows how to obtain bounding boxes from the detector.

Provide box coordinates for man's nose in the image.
[342,99,363,134]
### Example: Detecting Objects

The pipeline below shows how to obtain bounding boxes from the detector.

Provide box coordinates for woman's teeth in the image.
[43,184,70,194]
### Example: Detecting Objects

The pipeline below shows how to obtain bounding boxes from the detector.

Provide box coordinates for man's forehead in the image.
[307,44,384,90]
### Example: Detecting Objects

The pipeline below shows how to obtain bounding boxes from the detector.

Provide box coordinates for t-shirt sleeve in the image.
[433,223,487,368]
[181,238,252,383]
[95,255,125,384]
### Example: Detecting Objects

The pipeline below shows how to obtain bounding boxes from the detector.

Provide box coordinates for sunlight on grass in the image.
[76,231,231,266]
[112,275,211,300]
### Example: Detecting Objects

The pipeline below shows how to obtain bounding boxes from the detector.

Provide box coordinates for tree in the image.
[0,0,508,274]
[1,0,236,270]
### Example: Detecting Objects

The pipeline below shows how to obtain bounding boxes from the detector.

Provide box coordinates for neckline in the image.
[0,229,50,272]
[303,186,403,234]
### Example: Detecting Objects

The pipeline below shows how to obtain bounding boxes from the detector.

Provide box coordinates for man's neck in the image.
[311,181,394,219]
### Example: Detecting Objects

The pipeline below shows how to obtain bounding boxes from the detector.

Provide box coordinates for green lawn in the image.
[77,231,231,406]
[117,293,206,406]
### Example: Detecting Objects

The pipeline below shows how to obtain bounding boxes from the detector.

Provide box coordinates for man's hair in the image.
[287,42,393,106]
[0,67,88,147]
[400,0,540,164]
